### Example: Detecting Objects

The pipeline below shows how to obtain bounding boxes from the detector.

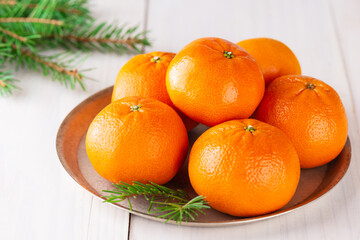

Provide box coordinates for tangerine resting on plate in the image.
[254,75,348,168]
[166,37,265,127]
[237,37,301,85]
[189,119,300,217]
[112,51,197,131]
[86,96,189,184]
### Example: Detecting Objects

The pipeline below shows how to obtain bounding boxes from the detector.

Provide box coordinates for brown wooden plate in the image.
[56,86,351,227]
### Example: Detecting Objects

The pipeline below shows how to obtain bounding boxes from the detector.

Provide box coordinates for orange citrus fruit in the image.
[166,37,264,127]
[86,96,189,184]
[237,38,301,85]
[254,75,348,168]
[189,119,300,217]
[112,51,197,131]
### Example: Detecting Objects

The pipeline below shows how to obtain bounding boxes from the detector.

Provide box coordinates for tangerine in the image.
[166,37,264,126]
[254,75,348,168]
[189,119,300,217]
[86,96,189,184]
[237,38,301,85]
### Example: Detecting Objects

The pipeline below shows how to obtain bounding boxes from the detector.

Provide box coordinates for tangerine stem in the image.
[130,105,141,112]
[244,125,255,133]
[306,83,315,90]
[151,56,161,63]
[223,51,234,59]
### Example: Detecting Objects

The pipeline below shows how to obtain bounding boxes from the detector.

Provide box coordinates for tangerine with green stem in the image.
[254,75,348,168]
[189,119,300,217]
[86,96,189,184]
[166,37,265,127]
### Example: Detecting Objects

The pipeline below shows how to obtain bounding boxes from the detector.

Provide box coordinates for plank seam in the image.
[127,214,132,240]
[141,0,150,53]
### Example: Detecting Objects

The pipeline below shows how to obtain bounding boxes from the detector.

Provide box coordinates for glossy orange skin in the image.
[237,38,301,85]
[166,37,265,127]
[189,119,300,217]
[254,75,348,168]
[86,97,189,184]
[112,51,197,131]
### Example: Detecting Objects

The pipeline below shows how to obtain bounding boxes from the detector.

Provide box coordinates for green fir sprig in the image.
[0,0,150,96]
[103,181,210,225]
[0,70,17,95]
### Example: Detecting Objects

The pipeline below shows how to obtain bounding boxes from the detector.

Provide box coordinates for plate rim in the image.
[56,86,352,227]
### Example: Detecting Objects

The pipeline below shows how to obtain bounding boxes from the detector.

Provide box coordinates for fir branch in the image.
[0,70,18,96]
[25,3,84,15]
[8,43,86,90]
[0,25,27,42]
[0,42,11,55]
[0,17,63,25]
[23,0,92,19]
[0,1,73,37]
[0,0,151,95]
[61,35,143,45]
[40,22,150,53]
[19,47,81,80]
[103,181,210,225]
[0,0,16,5]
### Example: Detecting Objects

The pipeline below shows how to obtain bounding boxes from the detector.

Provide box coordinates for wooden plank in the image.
[130,0,360,239]
[0,0,146,239]
[329,0,360,126]
[328,0,360,239]
[77,0,148,239]
[87,199,130,240]
[0,79,94,239]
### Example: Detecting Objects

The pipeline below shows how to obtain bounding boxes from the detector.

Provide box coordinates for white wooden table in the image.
[1,0,359,239]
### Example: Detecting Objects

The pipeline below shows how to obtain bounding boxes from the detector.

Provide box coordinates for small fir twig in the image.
[0,26,27,42]
[0,0,16,5]
[0,0,88,15]
[39,22,150,53]
[8,43,86,90]
[0,70,18,96]
[103,181,210,225]
[60,35,142,45]
[19,46,82,80]
[25,3,84,15]
[0,17,64,25]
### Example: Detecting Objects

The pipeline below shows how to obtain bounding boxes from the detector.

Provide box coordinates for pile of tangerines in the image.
[86,37,348,217]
